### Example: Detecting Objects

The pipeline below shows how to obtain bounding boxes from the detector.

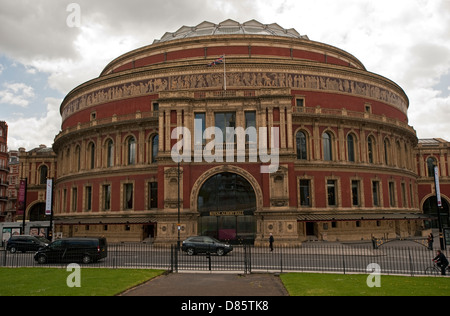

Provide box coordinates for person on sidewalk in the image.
[427,233,434,250]
[269,233,274,252]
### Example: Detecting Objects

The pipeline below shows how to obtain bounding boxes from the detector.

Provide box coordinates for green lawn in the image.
[0,268,165,296]
[280,273,450,296]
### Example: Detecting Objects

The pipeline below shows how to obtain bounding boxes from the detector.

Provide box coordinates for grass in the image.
[280,273,450,296]
[2,268,449,296]
[0,267,165,296]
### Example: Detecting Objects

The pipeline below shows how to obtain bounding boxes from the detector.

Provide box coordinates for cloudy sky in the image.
[1,0,449,150]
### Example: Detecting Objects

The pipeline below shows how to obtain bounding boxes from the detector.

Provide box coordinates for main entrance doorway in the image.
[197,172,257,244]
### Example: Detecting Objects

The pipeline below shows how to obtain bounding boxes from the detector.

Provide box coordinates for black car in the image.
[181,236,233,256]
[34,237,107,264]
[6,235,49,253]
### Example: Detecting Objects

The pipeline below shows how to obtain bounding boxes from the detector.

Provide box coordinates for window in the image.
[85,186,92,211]
[63,189,67,213]
[372,181,380,207]
[124,183,133,210]
[151,135,159,163]
[75,146,81,171]
[215,112,236,144]
[401,183,407,208]
[245,111,256,143]
[296,98,305,112]
[148,182,158,209]
[128,137,136,165]
[389,182,396,207]
[367,136,375,164]
[39,165,48,185]
[327,180,337,206]
[427,157,437,178]
[106,139,114,167]
[347,134,355,162]
[351,180,360,206]
[103,184,111,211]
[384,139,390,165]
[299,179,311,207]
[88,142,95,170]
[323,132,333,161]
[153,102,159,112]
[72,187,78,212]
[296,131,307,160]
[194,113,206,146]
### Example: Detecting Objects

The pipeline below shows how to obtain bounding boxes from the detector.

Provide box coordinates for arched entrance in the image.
[423,196,450,229]
[197,172,257,244]
[28,203,50,221]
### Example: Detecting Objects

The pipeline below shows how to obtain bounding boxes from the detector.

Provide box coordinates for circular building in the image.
[53,19,425,245]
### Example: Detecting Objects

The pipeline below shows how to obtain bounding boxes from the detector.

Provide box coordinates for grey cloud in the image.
[0,1,81,61]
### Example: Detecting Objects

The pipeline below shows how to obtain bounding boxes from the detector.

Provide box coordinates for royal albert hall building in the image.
[51,19,432,245]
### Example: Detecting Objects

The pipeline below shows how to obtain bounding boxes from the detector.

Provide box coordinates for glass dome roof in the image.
[153,19,309,44]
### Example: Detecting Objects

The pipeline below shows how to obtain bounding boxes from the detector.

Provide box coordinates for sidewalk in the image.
[119,272,289,296]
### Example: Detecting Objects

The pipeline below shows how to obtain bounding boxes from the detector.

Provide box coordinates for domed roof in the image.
[153,19,309,44]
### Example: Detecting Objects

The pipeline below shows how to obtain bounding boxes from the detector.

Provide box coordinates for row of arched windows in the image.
[60,134,159,175]
[295,129,413,169]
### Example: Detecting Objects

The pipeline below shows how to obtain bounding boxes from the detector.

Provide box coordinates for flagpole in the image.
[223,54,226,91]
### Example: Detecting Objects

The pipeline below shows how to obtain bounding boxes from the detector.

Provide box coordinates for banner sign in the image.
[45,178,53,215]
[17,179,27,215]
[434,166,442,207]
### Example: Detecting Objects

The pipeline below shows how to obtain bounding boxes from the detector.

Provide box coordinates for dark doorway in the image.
[28,203,49,221]
[423,197,450,229]
[197,172,257,244]
[306,222,315,236]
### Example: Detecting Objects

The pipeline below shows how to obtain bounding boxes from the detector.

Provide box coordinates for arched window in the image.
[151,135,159,163]
[127,137,136,165]
[106,139,114,167]
[296,131,307,160]
[39,165,48,185]
[427,157,437,178]
[367,136,375,164]
[88,142,95,169]
[384,138,390,165]
[75,145,81,171]
[323,132,332,161]
[347,134,355,162]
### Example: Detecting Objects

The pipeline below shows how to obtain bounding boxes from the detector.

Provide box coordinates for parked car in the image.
[6,235,49,253]
[181,236,233,256]
[34,237,107,264]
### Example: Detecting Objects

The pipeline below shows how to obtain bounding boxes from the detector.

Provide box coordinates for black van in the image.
[7,235,49,253]
[34,237,107,264]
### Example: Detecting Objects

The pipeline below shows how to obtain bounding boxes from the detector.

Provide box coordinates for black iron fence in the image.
[1,242,448,277]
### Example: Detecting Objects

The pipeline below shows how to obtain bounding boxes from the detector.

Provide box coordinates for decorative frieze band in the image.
[62,71,408,121]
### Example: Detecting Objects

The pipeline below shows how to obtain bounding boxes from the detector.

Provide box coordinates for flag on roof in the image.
[207,56,224,67]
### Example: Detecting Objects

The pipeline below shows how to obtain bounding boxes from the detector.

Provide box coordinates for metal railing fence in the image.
[1,243,448,277]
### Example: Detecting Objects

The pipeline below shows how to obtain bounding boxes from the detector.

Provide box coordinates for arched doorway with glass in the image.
[197,172,257,244]
[423,196,450,229]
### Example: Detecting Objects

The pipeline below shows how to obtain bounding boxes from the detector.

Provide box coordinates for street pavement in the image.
[119,272,289,296]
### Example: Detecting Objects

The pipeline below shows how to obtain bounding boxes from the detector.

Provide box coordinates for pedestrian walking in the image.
[269,233,274,252]
[427,233,434,250]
